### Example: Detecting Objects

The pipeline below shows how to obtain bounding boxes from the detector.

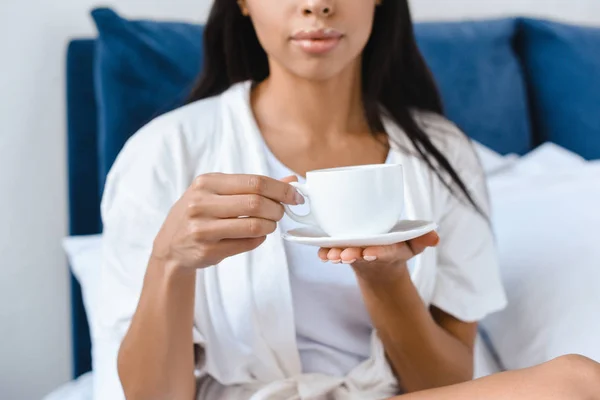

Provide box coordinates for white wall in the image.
[0,1,598,399]
[410,0,600,25]
[0,2,209,399]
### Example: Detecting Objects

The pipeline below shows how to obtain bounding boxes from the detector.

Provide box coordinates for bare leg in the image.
[393,355,600,400]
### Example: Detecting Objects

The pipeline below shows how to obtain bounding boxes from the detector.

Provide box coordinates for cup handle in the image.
[284,182,319,227]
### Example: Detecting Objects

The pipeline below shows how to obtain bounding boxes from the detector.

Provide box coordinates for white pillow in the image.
[472,141,518,176]
[499,142,586,178]
[63,234,103,338]
[42,371,93,400]
[482,162,600,369]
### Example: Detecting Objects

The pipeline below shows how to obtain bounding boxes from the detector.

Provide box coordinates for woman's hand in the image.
[151,173,302,270]
[317,231,440,279]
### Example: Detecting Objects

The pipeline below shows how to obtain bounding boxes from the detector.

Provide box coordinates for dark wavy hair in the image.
[188,0,482,214]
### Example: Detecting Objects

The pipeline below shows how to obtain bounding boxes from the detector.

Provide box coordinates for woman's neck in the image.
[251,59,371,144]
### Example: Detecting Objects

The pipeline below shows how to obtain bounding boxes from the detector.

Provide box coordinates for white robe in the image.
[95,82,507,400]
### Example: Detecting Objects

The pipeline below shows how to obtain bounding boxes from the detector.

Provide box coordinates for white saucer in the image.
[281,220,438,248]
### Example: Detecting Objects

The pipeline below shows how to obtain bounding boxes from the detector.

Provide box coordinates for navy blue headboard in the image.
[66,39,101,377]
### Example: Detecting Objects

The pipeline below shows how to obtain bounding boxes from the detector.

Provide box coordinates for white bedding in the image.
[482,152,600,369]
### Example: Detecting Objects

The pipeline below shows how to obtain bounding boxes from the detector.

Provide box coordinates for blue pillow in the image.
[518,19,600,160]
[92,8,204,189]
[415,19,532,155]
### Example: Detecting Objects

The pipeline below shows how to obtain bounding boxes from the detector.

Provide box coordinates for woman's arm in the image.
[355,263,476,393]
[320,232,475,393]
[116,173,299,399]
[117,257,197,400]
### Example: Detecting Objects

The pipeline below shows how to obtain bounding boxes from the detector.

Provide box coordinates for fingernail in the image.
[342,259,357,264]
[294,191,305,205]
[331,259,342,264]
[363,256,377,262]
[320,259,328,263]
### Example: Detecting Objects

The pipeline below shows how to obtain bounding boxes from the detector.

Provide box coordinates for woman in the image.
[96,0,600,399]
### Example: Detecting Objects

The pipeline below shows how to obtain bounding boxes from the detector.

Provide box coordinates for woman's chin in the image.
[285,62,354,83]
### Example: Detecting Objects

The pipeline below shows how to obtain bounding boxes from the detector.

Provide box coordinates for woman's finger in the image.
[407,231,440,255]
[321,232,441,264]
[318,248,330,261]
[191,217,277,240]
[197,193,285,221]
[327,248,343,263]
[340,248,363,264]
[362,231,440,263]
[193,173,301,205]
[280,175,299,184]
[362,242,413,263]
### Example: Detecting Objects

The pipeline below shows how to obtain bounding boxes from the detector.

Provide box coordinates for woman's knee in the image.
[551,354,600,379]
[546,354,600,398]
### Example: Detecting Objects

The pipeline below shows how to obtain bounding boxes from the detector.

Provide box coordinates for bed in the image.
[45,7,600,400]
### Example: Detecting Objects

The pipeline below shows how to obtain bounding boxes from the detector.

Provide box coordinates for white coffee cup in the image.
[284,164,404,237]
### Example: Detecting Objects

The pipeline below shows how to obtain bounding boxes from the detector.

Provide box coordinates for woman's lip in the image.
[291,28,343,40]
[290,36,342,55]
